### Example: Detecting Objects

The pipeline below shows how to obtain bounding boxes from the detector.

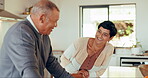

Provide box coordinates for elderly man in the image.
[0,0,75,78]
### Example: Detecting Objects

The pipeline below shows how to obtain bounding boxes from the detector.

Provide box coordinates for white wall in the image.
[50,0,148,51]
[50,0,79,50]
[4,0,148,51]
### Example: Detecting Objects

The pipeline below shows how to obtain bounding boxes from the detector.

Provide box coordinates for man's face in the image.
[38,9,59,35]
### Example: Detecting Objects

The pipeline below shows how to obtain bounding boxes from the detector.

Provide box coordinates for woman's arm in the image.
[60,43,79,73]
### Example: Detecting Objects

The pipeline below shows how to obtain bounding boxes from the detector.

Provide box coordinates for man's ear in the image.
[39,14,46,23]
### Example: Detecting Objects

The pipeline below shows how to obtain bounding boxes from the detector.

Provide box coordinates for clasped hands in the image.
[71,69,89,78]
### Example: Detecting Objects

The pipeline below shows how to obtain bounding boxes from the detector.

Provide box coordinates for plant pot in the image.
[131,47,141,55]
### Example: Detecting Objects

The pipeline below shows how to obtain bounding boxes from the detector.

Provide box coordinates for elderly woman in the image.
[60,21,117,78]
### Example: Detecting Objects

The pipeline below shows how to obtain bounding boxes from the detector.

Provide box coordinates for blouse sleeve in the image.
[60,43,78,73]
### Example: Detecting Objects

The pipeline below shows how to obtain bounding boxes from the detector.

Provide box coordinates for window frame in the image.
[79,3,136,48]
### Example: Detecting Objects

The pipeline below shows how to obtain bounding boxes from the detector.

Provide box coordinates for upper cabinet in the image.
[0,0,23,19]
[0,0,4,9]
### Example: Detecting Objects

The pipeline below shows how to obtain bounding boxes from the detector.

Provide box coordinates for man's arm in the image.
[45,54,74,78]
[6,25,42,77]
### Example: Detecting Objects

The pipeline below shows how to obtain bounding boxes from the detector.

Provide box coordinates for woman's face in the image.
[94,27,113,45]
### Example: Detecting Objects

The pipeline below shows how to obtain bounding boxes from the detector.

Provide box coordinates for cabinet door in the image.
[0,0,4,9]
[109,55,120,66]
[109,55,117,66]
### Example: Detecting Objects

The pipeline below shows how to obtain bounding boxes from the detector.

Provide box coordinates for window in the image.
[79,4,136,47]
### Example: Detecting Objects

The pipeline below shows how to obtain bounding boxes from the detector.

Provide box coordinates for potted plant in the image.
[131,41,142,55]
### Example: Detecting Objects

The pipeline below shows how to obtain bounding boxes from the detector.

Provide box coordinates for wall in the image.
[50,0,79,50]
[50,0,148,51]
[3,0,148,51]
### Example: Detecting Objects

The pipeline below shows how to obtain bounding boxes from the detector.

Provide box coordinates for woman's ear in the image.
[109,36,114,41]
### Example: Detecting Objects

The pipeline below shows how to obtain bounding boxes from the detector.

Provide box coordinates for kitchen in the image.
[0,0,148,77]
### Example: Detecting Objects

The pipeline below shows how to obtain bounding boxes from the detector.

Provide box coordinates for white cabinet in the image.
[109,54,120,66]
[120,56,148,66]
[109,55,148,66]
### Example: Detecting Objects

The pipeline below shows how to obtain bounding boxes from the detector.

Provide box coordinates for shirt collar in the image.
[26,15,39,33]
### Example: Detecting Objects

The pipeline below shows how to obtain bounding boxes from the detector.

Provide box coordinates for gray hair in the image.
[31,0,59,16]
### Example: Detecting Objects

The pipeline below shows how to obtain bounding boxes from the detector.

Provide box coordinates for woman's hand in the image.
[71,73,84,78]
[78,69,89,78]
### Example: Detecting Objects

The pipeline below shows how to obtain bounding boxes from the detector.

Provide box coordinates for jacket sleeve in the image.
[60,43,79,73]
[6,25,42,77]
[45,51,73,78]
